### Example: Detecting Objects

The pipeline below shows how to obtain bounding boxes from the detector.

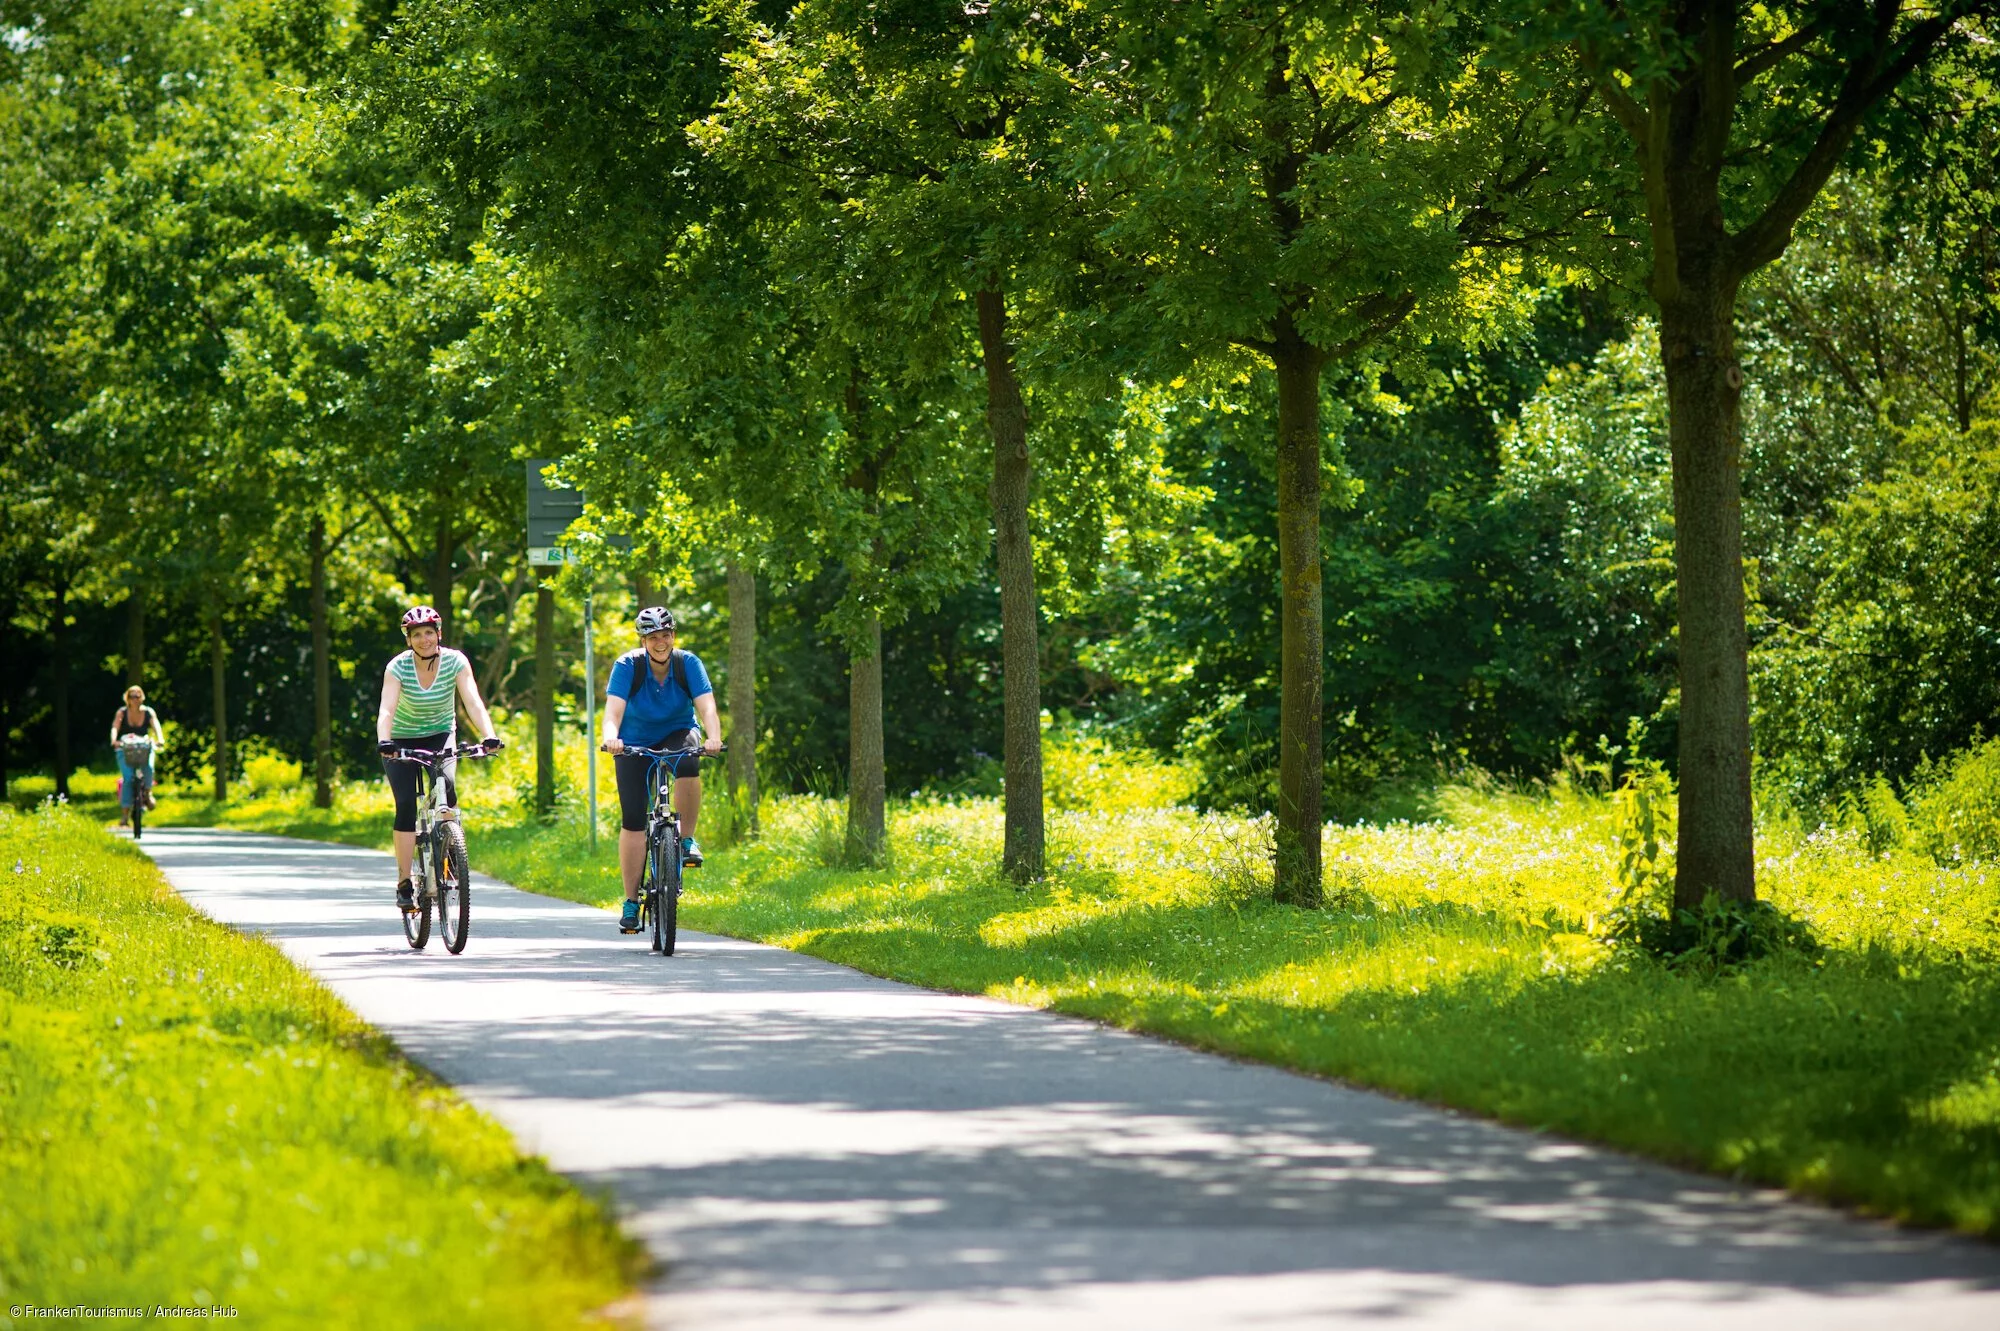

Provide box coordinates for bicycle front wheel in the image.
[648,831,671,954]
[659,835,681,957]
[438,823,470,955]
[129,788,144,841]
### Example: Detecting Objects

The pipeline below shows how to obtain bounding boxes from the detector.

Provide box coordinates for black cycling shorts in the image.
[613,729,701,832]
[383,731,456,834]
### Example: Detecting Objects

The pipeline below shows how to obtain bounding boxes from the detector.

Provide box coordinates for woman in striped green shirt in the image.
[375,605,502,912]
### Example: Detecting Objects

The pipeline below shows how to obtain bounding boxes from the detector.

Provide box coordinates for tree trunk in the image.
[429,521,455,640]
[209,610,229,803]
[534,577,556,817]
[51,580,70,800]
[310,515,334,808]
[975,286,1045,882]
[0,602,10,799]
[1271,318,1326,907]
[124,588,146,687]
[726,560,759,837]
[1658,286,1755,908]
[846,611,885,864]
[635,572,654,612]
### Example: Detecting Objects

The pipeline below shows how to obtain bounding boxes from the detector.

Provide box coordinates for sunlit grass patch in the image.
[666,785,2000,1237]
[0,804,642,1324]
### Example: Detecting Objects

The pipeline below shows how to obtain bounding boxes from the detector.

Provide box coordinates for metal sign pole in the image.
[584,590,597,850]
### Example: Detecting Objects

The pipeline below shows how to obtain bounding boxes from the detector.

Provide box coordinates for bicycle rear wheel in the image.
[437,822,470,954]
[403,841,432,950]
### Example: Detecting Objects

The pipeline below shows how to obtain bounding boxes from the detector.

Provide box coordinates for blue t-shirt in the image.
[605,648,713,745]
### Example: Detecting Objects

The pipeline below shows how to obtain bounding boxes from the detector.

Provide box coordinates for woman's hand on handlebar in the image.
[602,737,626,755]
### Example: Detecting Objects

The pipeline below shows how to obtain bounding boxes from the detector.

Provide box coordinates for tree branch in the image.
[1575,39,1647,146]
[1730,13,1954,275]
[365,493,423,565]
[1733,17,1828,86]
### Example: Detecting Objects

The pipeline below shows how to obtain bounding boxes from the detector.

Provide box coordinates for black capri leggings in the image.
[383,731,457,833]
[613,729,701,832]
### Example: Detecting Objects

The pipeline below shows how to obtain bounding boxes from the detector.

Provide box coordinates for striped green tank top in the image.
[388,648,468,738]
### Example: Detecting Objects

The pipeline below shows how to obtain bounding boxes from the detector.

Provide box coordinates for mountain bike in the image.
[384,742,495,954]
[610,741,723,957]
[118,735,154,841]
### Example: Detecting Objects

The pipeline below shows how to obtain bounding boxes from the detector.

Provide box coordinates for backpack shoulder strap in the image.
[624,649,647,702]
[671,649,689,697]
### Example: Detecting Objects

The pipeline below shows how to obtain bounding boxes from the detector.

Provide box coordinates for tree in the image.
[702,0,1179,878]
[1527,1,1995,907]
[1079,0,1591,902]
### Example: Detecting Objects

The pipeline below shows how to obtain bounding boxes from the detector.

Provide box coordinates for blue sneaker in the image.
[619,900,641,933]
[681,836,703,868]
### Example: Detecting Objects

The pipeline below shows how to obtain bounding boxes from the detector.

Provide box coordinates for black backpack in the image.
[624,648,691,702]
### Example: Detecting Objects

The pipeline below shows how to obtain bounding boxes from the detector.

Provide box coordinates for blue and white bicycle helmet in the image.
[635,606,676,635]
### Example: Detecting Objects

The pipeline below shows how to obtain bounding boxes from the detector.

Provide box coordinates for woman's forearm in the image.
[377,673,400,741]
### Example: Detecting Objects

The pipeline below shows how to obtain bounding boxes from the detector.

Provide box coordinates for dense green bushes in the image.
[1911,739,2000,866]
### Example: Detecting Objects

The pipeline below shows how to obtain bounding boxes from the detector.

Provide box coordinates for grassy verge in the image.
[0,803,644,1325]
[125,748,2000,1237]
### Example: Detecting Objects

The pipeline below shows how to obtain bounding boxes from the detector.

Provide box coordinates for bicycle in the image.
[384,742,496,954]
[608,741,723,957]
[118,734,154,840]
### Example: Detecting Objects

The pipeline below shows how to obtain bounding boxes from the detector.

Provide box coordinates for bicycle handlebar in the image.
[383,744,497,765]
[600,742,728,758]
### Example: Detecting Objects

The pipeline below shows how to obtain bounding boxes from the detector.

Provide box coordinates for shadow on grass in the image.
[692,867,2000,1238]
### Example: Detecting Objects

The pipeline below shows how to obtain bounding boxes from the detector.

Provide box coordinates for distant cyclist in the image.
[602,606,722,933]
[375,605,503,914]
[109,685,165,828]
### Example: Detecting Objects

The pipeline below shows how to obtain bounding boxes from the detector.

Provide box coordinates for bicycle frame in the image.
[119,736,154,838]
[612,740,722,955]
[385,743,492,951]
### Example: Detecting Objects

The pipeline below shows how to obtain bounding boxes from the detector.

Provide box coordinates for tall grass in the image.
[0,803,642,1325]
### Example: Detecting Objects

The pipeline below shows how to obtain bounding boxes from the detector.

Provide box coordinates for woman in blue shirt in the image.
[601,606,723,933]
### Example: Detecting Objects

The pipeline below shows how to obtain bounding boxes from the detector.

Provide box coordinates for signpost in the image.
[526,463,585,568]
[526,462,596,846]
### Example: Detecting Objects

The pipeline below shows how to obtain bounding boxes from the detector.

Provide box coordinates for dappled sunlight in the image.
[677,784,2000,1237]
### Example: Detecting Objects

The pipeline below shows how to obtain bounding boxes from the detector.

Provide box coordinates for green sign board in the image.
[526,460,582,566]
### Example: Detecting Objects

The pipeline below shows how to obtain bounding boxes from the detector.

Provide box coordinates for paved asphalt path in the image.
[137,826,2000,1329]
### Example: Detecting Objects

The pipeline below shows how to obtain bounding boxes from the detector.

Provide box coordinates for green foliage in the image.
[1912,738,2000,867]
[0,802,639,1323]
[1601,760,1676,944]
[238,743,305,795]
[1755,421,2000,801]
[1041,725,1197,814]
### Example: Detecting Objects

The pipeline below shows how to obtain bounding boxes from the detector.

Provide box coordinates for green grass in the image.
[111,736,2000,1237]
[0,803,644,1326]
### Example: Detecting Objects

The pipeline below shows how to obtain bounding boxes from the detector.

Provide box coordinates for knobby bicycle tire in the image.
[438,822,470,954]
